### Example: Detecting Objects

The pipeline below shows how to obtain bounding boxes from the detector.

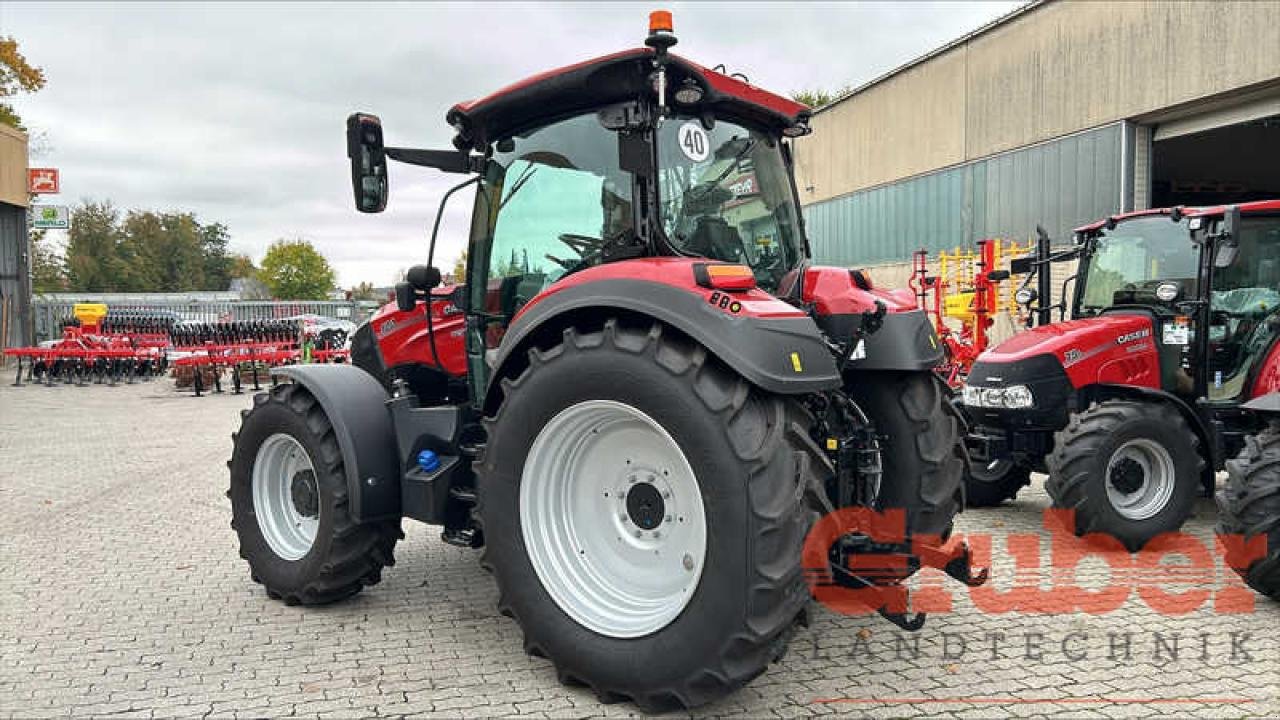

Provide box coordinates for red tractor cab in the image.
[963,200,1280,549]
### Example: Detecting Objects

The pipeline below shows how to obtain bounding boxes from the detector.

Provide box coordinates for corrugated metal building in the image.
[1,124,31,352]
[795,0,1280,270]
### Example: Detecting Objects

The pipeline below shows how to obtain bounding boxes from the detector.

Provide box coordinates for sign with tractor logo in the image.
[32,205,69,230]
[27,167,60,194]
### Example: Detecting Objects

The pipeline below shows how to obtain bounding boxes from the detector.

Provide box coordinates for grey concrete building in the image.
[794,0,1280,269]
[1,124,31,351]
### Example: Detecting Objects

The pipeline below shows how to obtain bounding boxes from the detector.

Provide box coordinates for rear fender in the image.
[484,277,841,413]
[271,365,401,522]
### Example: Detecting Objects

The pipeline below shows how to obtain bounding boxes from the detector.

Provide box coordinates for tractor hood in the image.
[973,312,1161,391]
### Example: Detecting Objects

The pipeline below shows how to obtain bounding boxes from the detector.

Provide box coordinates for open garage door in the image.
[1152,102,1280,207]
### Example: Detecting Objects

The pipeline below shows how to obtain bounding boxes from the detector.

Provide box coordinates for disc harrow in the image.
[5,304,351,396]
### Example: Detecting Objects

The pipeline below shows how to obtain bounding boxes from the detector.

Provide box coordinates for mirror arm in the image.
[386,147,483,174]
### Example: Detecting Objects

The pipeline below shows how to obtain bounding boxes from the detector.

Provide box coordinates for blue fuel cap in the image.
[417,450,441,473]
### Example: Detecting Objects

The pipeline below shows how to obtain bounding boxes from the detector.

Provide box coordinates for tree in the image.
[62,201,242,292]
[259,239,337,300]
[790,85,850,110]
[29,228,66,293]
[229,253,258,279]
[65,201,126,292]
[0,36,46,129]
[200,222,233,290]
[349,281,377,301]
[119,210,207,291]
[451,249,468,283]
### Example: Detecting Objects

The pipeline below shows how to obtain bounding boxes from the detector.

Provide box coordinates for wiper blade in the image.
[687,138,756,204]
[499,164,538,210]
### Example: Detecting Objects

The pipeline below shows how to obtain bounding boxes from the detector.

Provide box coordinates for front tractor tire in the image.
[228,383,401,605]
[1217,429,1280,600]
[847,372,964,537]
[964,460,1032,508]
[1046,400,1202,551]
[478,320,814,711]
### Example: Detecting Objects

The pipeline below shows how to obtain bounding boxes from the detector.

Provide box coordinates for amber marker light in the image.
[694,263,757,291]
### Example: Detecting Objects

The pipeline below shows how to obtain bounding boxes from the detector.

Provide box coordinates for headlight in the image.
[1014,288,1036,305]
[961,384,1034,409]
[1003,385,1034,408]
[981,387,1006,407]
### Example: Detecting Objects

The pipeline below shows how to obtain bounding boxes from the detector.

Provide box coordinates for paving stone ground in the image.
[1,378,1277,718]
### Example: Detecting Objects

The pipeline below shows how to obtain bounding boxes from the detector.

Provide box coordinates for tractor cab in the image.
[963,200,1280,550]
[346,16,819,402]
[464,90,809,370]
[1065,203,1280,402]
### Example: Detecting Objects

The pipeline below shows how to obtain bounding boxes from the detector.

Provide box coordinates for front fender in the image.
[486,278,841,406]
[844,310,946,372]
[271,365,400,522]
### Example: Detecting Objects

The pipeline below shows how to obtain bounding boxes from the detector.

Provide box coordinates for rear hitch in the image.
[822,534,989,632]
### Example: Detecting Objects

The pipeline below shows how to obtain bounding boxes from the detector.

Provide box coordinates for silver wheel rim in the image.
[520,400,707,638]
[1104,438,1176,520]
[252,433,320,561]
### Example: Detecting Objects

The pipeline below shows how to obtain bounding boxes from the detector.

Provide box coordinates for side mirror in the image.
[406,265,442,291]
[395,282,416,312]
[346,113,388,213]
[1214,206,1241,268]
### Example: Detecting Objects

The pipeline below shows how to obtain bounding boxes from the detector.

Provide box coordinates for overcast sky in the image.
[4,1,1023,287]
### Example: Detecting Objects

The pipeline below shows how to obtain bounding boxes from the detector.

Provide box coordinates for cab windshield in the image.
[1078,216,1199,314]
[656,117,804,292]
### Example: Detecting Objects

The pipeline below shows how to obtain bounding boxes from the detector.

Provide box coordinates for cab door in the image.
[1207,213,1280,400]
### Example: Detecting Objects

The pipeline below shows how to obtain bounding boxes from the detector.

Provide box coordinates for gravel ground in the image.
[1,377,1276,718]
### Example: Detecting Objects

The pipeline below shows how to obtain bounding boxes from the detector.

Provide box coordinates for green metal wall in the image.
[802,123,1122,265]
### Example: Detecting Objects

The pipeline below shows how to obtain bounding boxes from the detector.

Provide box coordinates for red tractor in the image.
[226,14,981,710]
[962,200,1280,554]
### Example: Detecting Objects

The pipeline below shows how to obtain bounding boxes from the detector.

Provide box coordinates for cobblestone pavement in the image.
[1,379,1277,719]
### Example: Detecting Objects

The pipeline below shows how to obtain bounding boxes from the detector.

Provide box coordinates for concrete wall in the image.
[795,0,1280,204]
[0,125,29,208]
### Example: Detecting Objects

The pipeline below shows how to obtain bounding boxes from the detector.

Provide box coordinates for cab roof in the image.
[445,48,811,151]
[1075,199,1280,234]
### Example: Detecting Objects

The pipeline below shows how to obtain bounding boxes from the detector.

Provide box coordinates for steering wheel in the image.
[558,233,607,255]
[544,254,576,271]
[542,233,609,276]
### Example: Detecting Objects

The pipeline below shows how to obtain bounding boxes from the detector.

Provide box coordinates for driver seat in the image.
[685,216,746,263]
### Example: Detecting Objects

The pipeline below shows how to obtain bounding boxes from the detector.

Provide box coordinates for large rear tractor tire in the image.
[1046,400,1201,551]
[228,382,402,605]
[847,372,964,538]
[1217,429,1280,600]
[477,319,816,711]
[964,460,1032,507]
